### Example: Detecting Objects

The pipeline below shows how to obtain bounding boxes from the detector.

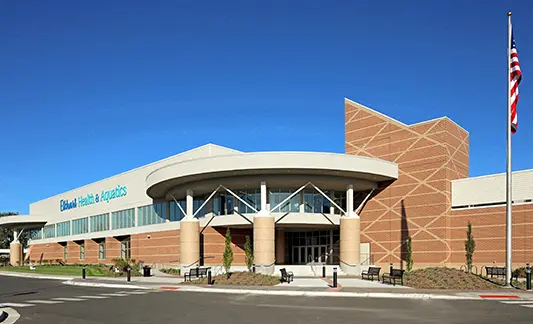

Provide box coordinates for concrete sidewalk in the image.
[2,270,533,301]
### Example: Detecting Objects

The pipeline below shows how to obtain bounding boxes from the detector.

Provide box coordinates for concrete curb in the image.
[176,286,481,300]
[62,280,149,290]
[0,308,20,324]
[0,271,73,281]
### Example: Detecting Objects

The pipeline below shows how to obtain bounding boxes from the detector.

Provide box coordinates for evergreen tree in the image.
[406,235,413,272]
[222,228,233,278]
[465,222,476,273]
[244,235,253,271]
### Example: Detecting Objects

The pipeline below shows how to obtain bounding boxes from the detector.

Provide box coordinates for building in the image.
[1,98,532,274]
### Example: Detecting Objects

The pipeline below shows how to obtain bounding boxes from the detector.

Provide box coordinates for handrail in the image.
[339,259,358,267]
[186,256,215,268]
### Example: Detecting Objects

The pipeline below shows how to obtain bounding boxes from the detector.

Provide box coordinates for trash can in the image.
[143,266,151,277]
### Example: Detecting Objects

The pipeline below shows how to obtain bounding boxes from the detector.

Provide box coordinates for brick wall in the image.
[345,99,469,269]
[202,227,252,266]
[29,242,64,263]
[450,204,533,269]
[131,229,179,264]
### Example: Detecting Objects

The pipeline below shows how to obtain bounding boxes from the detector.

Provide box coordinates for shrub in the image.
[244,235,253,271]
[465,222,476,273]
[160,268,181,275]
[222,228,233,278]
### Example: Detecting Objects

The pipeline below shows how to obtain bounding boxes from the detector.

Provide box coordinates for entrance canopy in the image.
[0,215,48,230]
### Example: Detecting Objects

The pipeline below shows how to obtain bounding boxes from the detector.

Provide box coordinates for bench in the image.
[280,268,294,284]
[361,267,381,281]
[485,266,506,279]
[382,269,405,286]
[184,267,210,282]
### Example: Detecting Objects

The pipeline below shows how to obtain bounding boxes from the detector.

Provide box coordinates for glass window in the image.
[44,225,56,238]
[269,189,299,213]
[170,200,186,221]
[90,213,109,232]
[112,208,135,229]
[72,218,88,235]
[120,237,131,260]
[332,191,346,215]
[237,189,260,214]
[138,203,167,226]
[56,221,70,237]
[193,199,207,217]
[29,228,43,240]
[98,241,106,260]
[79,242,85,260]
[213,194,234,216]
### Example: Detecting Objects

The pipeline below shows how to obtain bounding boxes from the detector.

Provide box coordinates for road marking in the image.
[521,304,533,308]
[26,300,65,304]
[500,301,533,304]
[51,297,86,302]
[0,303,35,308]
[100,293,129,297]
[122,291,149,295]
[480,295,520,299]
[77,295,109,299]
[256,303,364,312]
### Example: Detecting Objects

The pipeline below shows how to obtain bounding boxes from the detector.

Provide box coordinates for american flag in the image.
[510,30,522,134]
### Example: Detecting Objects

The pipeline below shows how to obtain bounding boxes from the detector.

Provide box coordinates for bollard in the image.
[333,267,338,288]
[253,265,256,273]
[390,263,393,275]
[322,265,326,278]
[127,267,131,282]
[82,266,86,280]
[526,263,531,291]
[208,269,212,285]
[196,266,200,278]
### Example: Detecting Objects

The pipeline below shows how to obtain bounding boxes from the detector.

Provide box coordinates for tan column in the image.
[254,215,275,274]
[340,216,361,275]
[10,241,23,266]
[180,219,200,271]
[275,230,285,265]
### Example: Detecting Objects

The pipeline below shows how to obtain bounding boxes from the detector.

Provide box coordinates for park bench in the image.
[382,268,405,286]
[361,267,381,281]
[280,268,294,284]
[183,267,210,282]
[484,266,506,279]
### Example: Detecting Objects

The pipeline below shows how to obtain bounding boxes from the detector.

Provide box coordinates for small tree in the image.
[465,222,476,273]
[405,235,413,272]
[244,235,253,271]
[222,228,233,278]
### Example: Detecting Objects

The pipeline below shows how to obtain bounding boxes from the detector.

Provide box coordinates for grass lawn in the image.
[0,265,110,277]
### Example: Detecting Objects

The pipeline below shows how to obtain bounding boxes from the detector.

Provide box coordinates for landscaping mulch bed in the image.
[404,267,504,290]
[183,271,280,286]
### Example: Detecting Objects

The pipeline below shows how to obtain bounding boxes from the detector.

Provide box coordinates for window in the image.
[304,189,331,213]
[112,208,135,229]
[332,191,347,215]
[56,221,71,237]
[237,189,261,214]
[72,218,89,235]
[212,194,233,216]
[79,242,85,260]
[269,189,299,213]
[98,241,106,260]
[193,199,207,217]
[120,237,131,260]
[138,203,167,226]
[29,229,42,240]
[169,200,186,221]
[90,213,110,232]
[44,225,56,238]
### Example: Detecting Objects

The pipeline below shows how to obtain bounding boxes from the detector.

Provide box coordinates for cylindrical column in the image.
[186,189,194,218]
[180,219,200,272]
[275,230,285,265]
[260,181,267,212]
[346,184,354,215]
[340,216,361,275]
[253,215,275,275]
[9,241,22,266]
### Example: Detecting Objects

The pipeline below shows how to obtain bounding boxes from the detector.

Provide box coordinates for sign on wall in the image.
[59,184,128,212]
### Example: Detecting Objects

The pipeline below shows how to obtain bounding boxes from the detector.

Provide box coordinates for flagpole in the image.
[505,11,513,286]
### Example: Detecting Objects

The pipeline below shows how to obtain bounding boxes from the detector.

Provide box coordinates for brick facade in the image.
[346,99,532,269]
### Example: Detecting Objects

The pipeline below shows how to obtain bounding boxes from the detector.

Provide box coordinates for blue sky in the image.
[1,0,532,214]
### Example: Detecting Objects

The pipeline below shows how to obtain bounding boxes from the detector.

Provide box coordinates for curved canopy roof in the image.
[0,215,48,230]
[146,151,398,199]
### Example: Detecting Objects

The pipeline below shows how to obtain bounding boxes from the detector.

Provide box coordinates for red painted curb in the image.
[479,295,520,299]
[160,286,181,290]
